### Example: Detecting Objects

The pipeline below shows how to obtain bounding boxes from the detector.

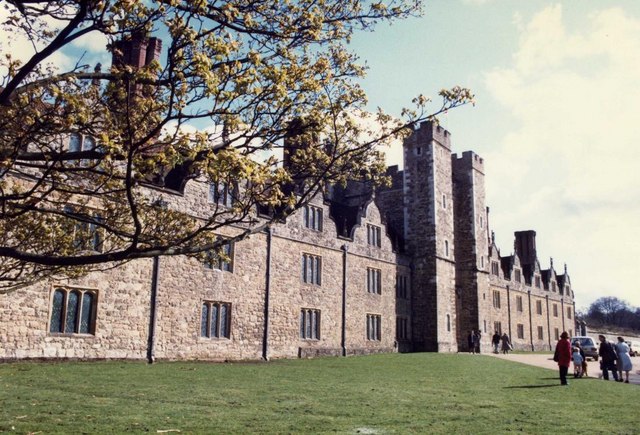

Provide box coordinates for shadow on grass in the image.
[504,384,559,389]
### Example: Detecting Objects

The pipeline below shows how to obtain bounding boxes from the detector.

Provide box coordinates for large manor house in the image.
[0,38,575,362]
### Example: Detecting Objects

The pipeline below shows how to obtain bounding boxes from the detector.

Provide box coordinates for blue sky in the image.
[2,1,639,310]
[350,0,640,310]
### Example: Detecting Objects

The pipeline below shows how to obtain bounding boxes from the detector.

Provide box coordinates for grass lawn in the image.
[1,353,638,434]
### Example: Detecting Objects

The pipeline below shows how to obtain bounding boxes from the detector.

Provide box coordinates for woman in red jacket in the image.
[555,331,572,386]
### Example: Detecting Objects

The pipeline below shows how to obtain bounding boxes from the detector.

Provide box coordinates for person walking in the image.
[492,331,501,354]
[598,335,619,381]
[467,330,477,354]
[555,331,572,386]
[474,329,482,354]
[614,336,633,383]
[501,333,511,354]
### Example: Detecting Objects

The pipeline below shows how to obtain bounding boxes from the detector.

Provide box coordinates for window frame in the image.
[203,240,234,272]
[301,253,322,285]
[492,290,501,309]
[516,295,523,312]
[208,181,235,208]
[49,287,98,336]
[200,301,232,339]
[366,224,382,248]
[367,267,382,295]
[300,308,321,340]
[396,316,409,340]
[366,314,382,341]
[303,205,323,232]
[63,206,104,253]
[396,274,409,299]
[494,321,502,335]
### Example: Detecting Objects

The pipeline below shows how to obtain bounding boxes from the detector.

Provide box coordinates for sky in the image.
[349,0,640,310]
[1,1,638,311]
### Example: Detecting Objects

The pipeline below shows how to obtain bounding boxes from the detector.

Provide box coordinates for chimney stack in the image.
[514,230,537,266]
[112,32,162,70]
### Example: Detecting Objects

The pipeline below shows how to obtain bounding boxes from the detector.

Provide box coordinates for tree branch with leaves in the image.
[0,0,473,292]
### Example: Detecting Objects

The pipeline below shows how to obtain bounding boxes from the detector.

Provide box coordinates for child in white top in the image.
[572,347,584,378]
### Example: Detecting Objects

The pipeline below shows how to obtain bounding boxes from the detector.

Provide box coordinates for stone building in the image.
[0,119,575,361]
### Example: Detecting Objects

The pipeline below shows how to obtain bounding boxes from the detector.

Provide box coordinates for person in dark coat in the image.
[467,330,477,354]
[501,333,511,354]
[474,329,482,354]
[492,332,501,354]
[598,334,619,381]
[555,331,572,386]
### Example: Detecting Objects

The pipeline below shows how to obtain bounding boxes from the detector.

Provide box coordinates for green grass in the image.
[1,354,638,434]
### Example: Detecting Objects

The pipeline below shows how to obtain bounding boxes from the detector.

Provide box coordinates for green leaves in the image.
[0,0,473,291]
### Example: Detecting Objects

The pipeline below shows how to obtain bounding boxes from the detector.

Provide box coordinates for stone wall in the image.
[452,151,490,351]
[0,260,153,360]
[0,122,578,362]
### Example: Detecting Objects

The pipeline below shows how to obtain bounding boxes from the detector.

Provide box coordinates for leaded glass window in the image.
[49,288,97,335]
[49,289,65,333]
[203,241,234,272]
[79,292,93,334]
[200,301,231,339]
[302,253,321,285]
[300,309,320,340]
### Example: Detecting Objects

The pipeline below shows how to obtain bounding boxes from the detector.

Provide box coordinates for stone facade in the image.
[0,121,575,361]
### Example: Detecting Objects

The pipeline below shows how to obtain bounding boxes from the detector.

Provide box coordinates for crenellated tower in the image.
[452,151,490,349]
[403,121,457,351]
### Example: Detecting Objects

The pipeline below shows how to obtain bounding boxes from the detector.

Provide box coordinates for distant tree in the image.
[0,1,474,292]
[586,297,639,331]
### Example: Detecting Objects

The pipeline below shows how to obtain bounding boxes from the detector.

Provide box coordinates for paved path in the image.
[488,352,640,385]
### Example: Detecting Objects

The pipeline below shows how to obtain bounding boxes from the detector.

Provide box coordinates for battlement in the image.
[406,120,452,150]
[453,150,484,174]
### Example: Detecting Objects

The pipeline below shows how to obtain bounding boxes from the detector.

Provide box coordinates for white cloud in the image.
[483,4,640,309]
[0,5,73,77]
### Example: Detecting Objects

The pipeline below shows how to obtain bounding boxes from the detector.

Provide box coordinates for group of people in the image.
[492,331,512,354]
[467,330,512,354]
[596,335,633,383]
[555,332,634,386]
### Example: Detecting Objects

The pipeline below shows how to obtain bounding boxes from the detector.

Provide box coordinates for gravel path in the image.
[488,352,640,385]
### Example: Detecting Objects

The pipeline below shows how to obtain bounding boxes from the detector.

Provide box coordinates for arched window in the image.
[49,289,66,333]
[49,288,97,335]
[80,292,94,334]
[64,291,80,333]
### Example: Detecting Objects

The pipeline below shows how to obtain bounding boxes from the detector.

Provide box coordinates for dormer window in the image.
[303,205,323,231]
[551,281,556,292]
[514,269,521,283]
[491,262,500,276]
[535,276,541,288]
[367,224,381,248]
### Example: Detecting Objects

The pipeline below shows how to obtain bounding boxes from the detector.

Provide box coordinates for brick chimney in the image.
[112,32,162,69]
